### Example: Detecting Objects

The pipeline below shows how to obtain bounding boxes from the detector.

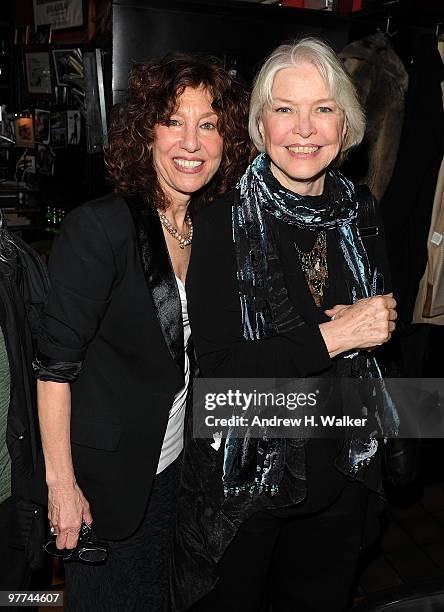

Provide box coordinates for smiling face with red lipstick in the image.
[152,86,223,206]
[258,62,347,196]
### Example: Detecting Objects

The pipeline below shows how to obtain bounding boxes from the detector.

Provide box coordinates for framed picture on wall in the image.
[24,51,52,95]
[31,24,53,44]
[34,109,51,144]
[52,48,83,87]
[67,110,81,145]
[51,129,67,148]
[51,111,67,148]
[15,117,35,148]
[37,144,55,175]
[33,0,84,31]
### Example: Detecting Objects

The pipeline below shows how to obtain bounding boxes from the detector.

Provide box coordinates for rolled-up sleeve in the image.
[35,204,116,382]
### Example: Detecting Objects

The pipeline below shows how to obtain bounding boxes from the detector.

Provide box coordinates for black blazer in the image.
[36,193,185,540]
[186,189,333,379]
[187,189,392,378]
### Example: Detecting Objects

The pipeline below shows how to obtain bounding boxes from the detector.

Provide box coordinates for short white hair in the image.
[249,37,365,160]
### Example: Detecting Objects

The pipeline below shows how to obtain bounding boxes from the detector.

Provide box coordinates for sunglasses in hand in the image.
[44,521,109,563]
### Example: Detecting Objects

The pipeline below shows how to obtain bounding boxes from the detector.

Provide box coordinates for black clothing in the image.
[0,235,47,581]
[188,190,389,512]
[65,455,181,612]
[0,239,42,503]
[173,188,390,611]
[186,189,332,379]
[35,194,185,540]
[190,481,368,612]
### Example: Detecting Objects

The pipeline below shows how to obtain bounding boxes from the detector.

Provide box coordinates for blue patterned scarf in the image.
[223,153,399,497]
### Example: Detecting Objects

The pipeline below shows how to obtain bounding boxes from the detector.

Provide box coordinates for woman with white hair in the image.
[173,38,398,612]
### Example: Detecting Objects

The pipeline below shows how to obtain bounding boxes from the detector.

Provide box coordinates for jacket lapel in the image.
[124,195,185,377]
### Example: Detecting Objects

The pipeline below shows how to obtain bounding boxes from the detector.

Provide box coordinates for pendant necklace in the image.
[295,230,328,307]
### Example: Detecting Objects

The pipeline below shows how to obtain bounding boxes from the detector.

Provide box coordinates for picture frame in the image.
[51,111,67,148]
[24,51,52,95]
[52,48,83,88]
[15,117,35,148]
[51,128,67,148]
[67,110,81,145]
[0,110,15,146]
[34,109,51,145]
[31,24,52,44]
[33,0,84,31]
[37,144,55,175]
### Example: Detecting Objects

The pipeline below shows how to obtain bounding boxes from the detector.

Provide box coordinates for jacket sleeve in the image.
[35,204,116,382]
[186,199,331,379]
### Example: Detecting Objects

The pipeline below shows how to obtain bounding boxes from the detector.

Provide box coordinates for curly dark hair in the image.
[104,53,250,210]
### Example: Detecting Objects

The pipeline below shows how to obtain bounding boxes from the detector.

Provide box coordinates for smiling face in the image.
[152,86,223,206]
[258,62,346,196]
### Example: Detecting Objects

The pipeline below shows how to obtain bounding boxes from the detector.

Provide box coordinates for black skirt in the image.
[64,456,181,612]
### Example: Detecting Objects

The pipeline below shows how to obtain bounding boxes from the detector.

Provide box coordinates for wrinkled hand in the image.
[324,304,349,321]
[325,293,397,351]
[48,481,92,550]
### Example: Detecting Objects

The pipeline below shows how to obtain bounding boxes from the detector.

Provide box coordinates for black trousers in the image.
[65,456,181,612]
[191,482,368,612]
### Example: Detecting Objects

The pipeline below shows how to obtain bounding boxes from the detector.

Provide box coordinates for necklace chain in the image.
[158,210,193,249]
[295,230,328,307]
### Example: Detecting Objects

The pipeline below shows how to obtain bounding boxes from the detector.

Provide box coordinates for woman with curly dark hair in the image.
[34,53,249,611]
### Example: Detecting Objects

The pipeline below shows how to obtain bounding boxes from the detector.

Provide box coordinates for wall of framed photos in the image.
[14,0,106,45]
[0,0,111,240]
[6,0,438,239]
[4,44,107,223]
[12,45,86,176]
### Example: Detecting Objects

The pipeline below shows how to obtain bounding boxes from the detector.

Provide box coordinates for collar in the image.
[124,195,185,377]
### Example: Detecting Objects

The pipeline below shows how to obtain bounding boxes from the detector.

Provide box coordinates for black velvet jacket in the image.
[35,193,185,540]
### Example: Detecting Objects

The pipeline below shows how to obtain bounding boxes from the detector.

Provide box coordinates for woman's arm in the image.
[188,199,396,378]
[37,380,92,550]
[323,199,397,356]
[35,203,116,548]
[187,201,331,378]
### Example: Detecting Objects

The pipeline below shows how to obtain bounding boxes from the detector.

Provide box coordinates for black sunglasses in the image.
[43,521,109,563]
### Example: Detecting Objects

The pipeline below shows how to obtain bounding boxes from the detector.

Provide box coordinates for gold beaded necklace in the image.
[158,210,193,249]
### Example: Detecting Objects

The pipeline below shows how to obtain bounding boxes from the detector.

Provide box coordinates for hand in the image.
[48,480,93,550]
[322,293,397,355]
[324,304,349,321]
